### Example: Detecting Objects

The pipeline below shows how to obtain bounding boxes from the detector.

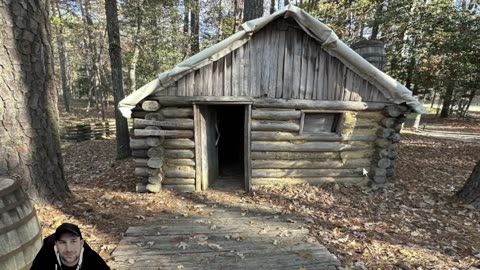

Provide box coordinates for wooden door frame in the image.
[193,103,252,192]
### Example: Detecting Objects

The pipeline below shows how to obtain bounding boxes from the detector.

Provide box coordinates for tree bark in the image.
[128,0,144,94]
[190,0,200,54]
[0,0,70,202]
[105,0,131,159]
[440,80,455,118]
[243,0,264,22]
[53,1,71,112]
[456,160,480,208]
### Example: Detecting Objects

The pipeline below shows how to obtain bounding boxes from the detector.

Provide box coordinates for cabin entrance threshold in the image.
[194,103,252,192]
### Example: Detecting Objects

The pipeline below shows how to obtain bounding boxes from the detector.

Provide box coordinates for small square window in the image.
[301,113,342,134]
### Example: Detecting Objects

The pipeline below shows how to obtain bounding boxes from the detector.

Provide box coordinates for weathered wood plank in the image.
[163,139,195,149]
[252,168,363,178]
[251,141,372,152]
[251,110,301,120]
[134,129,193,138]
[251,120,300,132]
[177,77,186,96]
[166,159,195,166]
[251,151,340,160]
[165,149,194,159]
[252,177,367,186]
[252,159,370,169]
[164,169,196,178]
[162,178,195,185]
[224,52,232,96]
[160,107,193,118]
[251,131,376,142]
[275,29,286,98]
[133,119,194,129]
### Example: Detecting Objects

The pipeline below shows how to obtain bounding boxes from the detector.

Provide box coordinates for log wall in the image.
[156,18,388,103]
[131,100,196,192]
[250,107,383,186]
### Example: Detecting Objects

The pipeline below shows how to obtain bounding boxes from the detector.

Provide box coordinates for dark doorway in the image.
[215,106,245,180]
[196,104,248,191]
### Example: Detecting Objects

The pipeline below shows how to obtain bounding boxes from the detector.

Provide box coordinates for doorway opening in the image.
[197,104,248,191]
[215,106,245,182]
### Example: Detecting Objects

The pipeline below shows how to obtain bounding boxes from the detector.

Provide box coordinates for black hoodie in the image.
[30,234,110,270]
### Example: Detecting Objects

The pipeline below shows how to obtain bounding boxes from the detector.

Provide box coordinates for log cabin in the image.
[119,5,425,193]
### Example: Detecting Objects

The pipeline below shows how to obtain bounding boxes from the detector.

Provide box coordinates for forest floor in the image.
[34,101,480,270]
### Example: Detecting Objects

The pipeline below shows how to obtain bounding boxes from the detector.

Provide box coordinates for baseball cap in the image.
[54,223,83,240]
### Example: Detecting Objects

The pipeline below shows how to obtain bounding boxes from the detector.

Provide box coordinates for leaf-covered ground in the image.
[35,114,480,269]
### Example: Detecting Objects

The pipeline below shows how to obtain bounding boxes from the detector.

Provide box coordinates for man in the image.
[31,223,110,270]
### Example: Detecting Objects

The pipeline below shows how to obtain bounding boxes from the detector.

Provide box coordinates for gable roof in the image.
[119,4,426,117]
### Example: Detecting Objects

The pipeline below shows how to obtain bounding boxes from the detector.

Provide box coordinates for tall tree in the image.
[105,0,130,159]
[0,0,70,202]
[243,0,263,22]
[52,1,71,112]
[456,160,480,208]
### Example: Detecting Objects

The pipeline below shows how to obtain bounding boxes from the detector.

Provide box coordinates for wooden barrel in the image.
[0,177,42,270]
[351,40,386,71]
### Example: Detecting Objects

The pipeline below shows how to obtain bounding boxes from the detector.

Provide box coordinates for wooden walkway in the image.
[110,203,340,270]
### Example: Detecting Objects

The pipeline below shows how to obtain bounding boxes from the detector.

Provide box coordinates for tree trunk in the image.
[440,81,454,118]
[105,0,131,159]
[128,0,143,94]
[462,89,476,117]
[0,0,70,202]
[54,1,71,112]
[270,0,275,14]
[243,0,264,22]
[190,0,200,54]
[456,160,480,208]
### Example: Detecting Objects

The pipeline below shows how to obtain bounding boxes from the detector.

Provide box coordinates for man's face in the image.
[55,233,84,267]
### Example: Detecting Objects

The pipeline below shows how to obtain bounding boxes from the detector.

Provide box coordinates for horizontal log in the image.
[166,159,195,166]
[165,149,194,159]
[373,167,387,177]
[252,110,302,120]
[131,110,148,119]
[251,141,372,152]
[133,119,194,129]
[386,168,395,177]
[379,149,396,159]
[255,99,388,111]
[136,183,148,193]
[164,169,196,178]
[148,175,163,184]
[163,178,195,185]
[162,184,196,192]
[130,139,150,150]
[251,120,300,132]
[135,167,160,177]
[375,138,392,148]
[161,107,193,118]
[146,137,162,147]
[383,105,407,117]
[147,157,164,169]
[377,158,392,169]
[340,150,375,159]
[251,177,368,186]
[163,139,195,149]
[390,133,401,142]
[251,151,340,160]
[131,150,148,158]
[147,147,164,158]
[251,131,376,142]
[146,183,161,193]
[252,168,363,178]
[252,159,370,169]
[381,118,397,128]
[376,128,394,139]
[373,176,387,184]
[145,113,164,121]
[134,129,194,138]
[142,100,160,111]
[134,158,148,167]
